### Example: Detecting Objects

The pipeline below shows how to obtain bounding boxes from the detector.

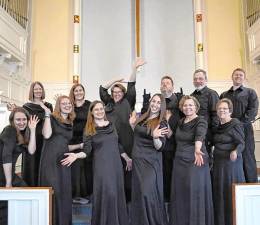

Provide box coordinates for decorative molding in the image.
[42,82,73,105]
[247,18,260,63]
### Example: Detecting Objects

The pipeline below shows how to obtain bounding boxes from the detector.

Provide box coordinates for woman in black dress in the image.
[83,100,132,225]
[69,83,92,202]
[212,98,245,225]
[169,95,214,225]
[0,107,39,225]
[99,58,145,201]
[21,81,53,186]
[129,93,169,225]
[39,96,87,225]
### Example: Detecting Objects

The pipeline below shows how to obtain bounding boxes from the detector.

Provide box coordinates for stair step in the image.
[72,214,91,225]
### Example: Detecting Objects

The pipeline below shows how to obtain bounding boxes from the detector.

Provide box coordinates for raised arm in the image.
[128,57,146,82]
[27,115,40,154]
[40,102,52,139]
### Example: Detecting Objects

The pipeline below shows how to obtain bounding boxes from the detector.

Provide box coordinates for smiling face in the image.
[217,102,231,120]
[33,83,43,100]
[182,99,197,117]
[73,85,85,101]
[13,112,28,130]
[160,78,173,95]
[232,70,245,86]
[92,102,105,120]
[112,87,124,103]
[150,95,161,115]
[193,71,207,89]
[60,97,73,114]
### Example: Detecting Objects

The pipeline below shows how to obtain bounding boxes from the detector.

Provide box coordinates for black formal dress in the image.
[170,116,214,225]
[191,86,219,160]
[22,102,53,186]
[212,118,245,225]
[142,92,184,202]
[220,85,259,182]
[39,116,73,225]
[131,121,168,225]
[70,100,92,198]
[83,122,128,225]
[100,82,136,201]
[0,126,28,225]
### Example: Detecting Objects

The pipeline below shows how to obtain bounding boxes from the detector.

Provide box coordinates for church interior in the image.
[0,0,260,225]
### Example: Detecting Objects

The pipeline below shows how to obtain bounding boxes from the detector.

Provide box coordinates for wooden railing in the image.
[0,0,29,29]
[246,0,260,27]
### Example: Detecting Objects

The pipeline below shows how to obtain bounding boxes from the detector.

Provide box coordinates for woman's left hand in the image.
[194,149,204,166]
[230,150,237,161]
[125,158,132,171]
[61,153,77,167]
[152,125,168,139]
[28,115,40,130]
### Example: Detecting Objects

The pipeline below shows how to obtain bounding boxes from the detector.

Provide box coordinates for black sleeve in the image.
[125,82,136,111]
[99,85,113,104]
[209,91,219,129]
[230,123,245,154]
[112,123,125,154]
[195,118,208,142]
[157,120,168,151]
[83,134,93,157]
[242,89,259,123]
[1,126,17,164]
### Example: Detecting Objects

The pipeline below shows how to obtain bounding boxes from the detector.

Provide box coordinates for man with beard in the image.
[142,75,183,202]
[191,69,219,163]
[220,68,259,182]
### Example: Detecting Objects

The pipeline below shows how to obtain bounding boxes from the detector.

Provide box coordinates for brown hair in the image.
[134,93,166,134]
[28,81,45,101]
[69,83,85,105]
[216,98,233,113]
[84,100,108,136]
[111,83,126,95]
[232,68,246,77]
[52,95,75,124]
[179,95,200,113]
[161,75,174,85]
[9,107,30,145]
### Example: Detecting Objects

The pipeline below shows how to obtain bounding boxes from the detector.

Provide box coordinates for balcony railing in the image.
[0,0,29,29]
[246,0,260,27]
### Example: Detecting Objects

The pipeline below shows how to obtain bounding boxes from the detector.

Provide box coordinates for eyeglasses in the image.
[60,102,72,106]
[217,108,229,111]
[112,91,123,94]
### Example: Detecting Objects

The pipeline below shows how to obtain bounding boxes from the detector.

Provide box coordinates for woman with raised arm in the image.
[99,58,145,201]
[69,83,92,203]
[0,107,39,225]
[83,100,132,225]
[129,93,169,225]
[212,98,245,225]
[15,81,53,186]
[169,95,214,225]
[39,96,86,225]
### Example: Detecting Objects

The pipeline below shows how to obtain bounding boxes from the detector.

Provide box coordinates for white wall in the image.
[80,0,196,103]
[81,0,134,101]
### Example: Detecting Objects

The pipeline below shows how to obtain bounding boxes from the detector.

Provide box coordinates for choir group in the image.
[0,59,259,225]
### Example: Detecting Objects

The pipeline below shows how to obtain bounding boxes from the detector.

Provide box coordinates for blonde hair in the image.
[52,95,75,124]
[179,95,200,113]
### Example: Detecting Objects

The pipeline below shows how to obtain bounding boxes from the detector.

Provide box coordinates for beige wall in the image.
[205,0,244,80]
[31,0,72,82]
